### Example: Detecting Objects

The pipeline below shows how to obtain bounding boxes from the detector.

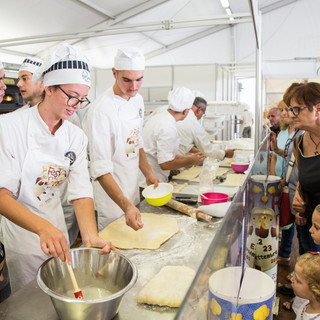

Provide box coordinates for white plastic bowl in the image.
[142,182,173,206]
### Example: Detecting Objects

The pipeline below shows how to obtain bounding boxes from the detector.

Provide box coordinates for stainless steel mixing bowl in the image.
[37,248,137,320]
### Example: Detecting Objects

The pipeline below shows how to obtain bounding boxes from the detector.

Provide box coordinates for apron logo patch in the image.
[125,127,140,157]
[33,165,67,202]
[64,151,76,166]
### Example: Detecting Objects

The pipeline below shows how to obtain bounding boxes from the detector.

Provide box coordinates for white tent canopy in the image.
[1,0,319,78]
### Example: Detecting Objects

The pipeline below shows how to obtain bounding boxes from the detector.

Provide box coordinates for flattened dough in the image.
[172,166,202,181]
[137,266,196,307]
[220,173,246,186]
[99,213,178,250]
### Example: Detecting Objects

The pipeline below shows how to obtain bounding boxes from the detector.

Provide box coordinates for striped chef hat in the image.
[19,56,43,74]
[114,47,145,71]
[33,43,91,87]
[168,87,195,112]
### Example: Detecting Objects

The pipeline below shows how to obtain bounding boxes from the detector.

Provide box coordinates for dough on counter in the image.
[220,173,246,186]
[137,266,196,307]
[172,166,202,180]
[99,213,178,250]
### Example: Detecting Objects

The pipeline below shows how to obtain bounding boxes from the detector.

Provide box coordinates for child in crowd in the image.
[309,205,320,246]
[291,252,320,319]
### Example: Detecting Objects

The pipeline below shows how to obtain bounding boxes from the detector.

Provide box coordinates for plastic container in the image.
[208,266,275,320]
[200,192,229,205]
[231,162,249,173]
[142,182,173,206]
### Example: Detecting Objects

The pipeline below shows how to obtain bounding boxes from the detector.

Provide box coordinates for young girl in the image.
[310,205,320,245]
[291,252,320,319]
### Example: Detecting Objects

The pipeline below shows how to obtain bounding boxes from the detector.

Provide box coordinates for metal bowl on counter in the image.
[37,248,137,320]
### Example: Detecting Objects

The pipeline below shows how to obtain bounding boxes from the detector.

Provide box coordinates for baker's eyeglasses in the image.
[58,86,91,109]
[288,105,310,116]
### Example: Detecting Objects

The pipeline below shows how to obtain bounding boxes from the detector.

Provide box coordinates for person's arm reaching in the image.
[72,197,118,253]
[160,152,206,170]
[139,148,159,187]
[97,173,143,230]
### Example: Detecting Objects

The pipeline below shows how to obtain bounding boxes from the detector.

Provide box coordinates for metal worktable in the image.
[0,200,222,320]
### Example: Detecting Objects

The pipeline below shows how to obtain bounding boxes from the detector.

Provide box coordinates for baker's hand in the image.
[292,188,305,213]
[295,212,307,226]
[145,173,160,188]
[125,204,144,231]
[190,152,206,166]
[82,237,121,254]
[224,149,235,158]
[39,224,72,264]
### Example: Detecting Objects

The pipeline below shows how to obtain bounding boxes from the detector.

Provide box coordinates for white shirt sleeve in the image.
[0,117,22,195]
[193,124,225,160]
[156,125,178,164]
[83,107,115,181]
[67,129,93,202]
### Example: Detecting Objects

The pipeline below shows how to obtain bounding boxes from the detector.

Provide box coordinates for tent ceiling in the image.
[1,0,318,78]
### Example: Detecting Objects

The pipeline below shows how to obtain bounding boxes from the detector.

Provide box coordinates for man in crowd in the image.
[268,107,281,136]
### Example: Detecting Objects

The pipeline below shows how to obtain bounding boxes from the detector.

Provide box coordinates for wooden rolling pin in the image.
[165,199,213,222]
[174,182,188,193]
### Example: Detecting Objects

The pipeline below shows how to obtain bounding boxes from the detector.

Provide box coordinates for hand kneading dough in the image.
[138,266,196,307]
[99,213,178,250]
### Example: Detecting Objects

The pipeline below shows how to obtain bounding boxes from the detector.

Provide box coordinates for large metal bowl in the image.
[37,248,137,320]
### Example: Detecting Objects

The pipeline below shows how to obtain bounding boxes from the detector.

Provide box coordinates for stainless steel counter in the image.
[0,201,221,320]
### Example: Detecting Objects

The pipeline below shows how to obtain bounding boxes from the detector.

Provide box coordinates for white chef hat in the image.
[19,56,43,74]
[0,61,3,70]
[114,47,145,71]
[168,87,195,112]
[33,43,91,87]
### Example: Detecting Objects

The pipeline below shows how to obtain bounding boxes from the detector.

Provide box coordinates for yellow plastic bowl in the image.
[142,183,173,206]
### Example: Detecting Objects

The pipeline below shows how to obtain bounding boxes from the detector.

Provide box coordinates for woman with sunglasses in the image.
[0,44,115,293]
[290,82,320,255]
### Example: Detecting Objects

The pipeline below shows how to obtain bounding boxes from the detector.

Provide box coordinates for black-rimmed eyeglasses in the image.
[288,105,311,116]
[58,86,91,109]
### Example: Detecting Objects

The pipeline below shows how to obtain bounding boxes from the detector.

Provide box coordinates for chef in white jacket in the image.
[0,43,114,293]
[16,56,44,108]
[15,58,82,247]
[139,87,206,187]
[82,47,159,232]
[176,96,234,159]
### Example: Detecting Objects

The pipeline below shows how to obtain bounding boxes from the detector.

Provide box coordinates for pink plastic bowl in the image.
[200,192,229,205]
[231,162,249,173]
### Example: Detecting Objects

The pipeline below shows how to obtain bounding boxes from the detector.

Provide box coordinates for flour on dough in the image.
[99,213,178,250]
[137,266,196,307]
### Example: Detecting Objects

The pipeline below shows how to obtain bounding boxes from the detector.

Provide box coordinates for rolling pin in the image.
[174,182,188,193]
[165,199,213,222]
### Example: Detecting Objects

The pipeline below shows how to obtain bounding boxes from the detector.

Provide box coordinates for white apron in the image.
[95,98,142,231]
[2,121,70,293]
